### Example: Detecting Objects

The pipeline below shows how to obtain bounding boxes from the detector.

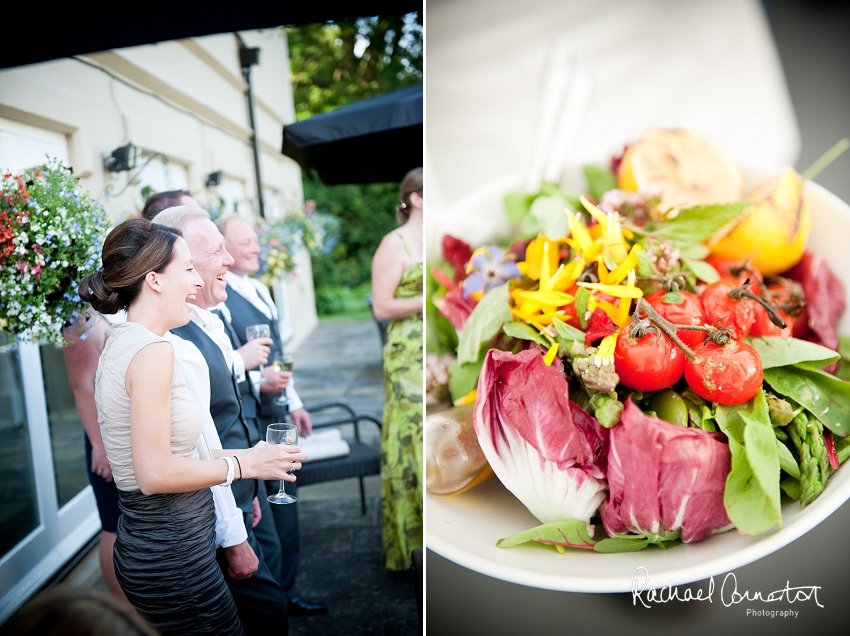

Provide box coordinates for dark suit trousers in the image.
[217,516,288,636]
[261,478,300,597]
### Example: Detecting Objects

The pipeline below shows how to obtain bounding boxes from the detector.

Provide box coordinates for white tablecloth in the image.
[426,0,799,211]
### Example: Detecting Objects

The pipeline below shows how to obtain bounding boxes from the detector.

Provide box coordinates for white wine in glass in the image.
[266,423,297,504]
[271,352,294,407]
[246,324,271,383]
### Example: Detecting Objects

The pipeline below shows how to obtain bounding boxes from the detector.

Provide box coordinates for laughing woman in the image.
[79,219,297,635]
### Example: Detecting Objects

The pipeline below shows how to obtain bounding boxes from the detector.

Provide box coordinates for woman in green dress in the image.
[370,168,424,571]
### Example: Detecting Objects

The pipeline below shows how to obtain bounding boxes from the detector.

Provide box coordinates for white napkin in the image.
[299,428,351,462]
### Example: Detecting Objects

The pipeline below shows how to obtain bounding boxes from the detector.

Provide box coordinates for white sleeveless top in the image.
[95,321,203,491]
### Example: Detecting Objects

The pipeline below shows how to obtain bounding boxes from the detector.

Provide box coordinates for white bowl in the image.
[425,164,850,592]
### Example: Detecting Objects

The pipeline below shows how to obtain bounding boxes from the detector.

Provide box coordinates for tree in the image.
[285,13,422,316]
[287,13,423,121]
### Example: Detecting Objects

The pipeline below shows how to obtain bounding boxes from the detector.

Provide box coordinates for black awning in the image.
[1,1,422,70]
[281,84,422,185]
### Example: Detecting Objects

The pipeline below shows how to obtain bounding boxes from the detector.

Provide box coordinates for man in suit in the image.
[215,215,328,617]
[140,189,196,220]
[152,205,293,635]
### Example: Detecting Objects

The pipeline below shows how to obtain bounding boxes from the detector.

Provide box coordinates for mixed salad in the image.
[425,129,850,554]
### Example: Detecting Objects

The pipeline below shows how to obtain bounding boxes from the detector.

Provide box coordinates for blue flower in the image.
[463,245,522,298]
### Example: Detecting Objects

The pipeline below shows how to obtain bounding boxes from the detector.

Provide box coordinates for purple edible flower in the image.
[462,245,521,298]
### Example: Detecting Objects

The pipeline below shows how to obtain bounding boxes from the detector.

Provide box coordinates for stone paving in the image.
[45,318,420,635]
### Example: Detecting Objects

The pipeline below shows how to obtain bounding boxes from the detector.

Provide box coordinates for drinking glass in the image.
[270,352,295,407]
[246,324,271,383]
[266,423,298,504]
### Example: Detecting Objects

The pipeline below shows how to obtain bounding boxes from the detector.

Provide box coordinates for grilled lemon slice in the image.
[617,128,743,213]
[707,167,809,275]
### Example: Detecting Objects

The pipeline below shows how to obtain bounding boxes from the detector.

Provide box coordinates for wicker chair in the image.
[298,402,382,514]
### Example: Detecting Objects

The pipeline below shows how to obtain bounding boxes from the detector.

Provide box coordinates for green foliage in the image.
[286,13,423,121]
[303,181,399,294]
[314,283,372,317]
[286,13,422,310]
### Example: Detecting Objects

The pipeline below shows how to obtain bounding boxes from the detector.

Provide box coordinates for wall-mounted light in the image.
[206,170,223,187]
[103,143,138,172]
[239,46,260,70]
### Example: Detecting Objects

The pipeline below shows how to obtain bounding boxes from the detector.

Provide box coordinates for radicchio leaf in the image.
[601,399,733,543]
[442,234,473,283]
[786,252,846,359]
[438,288,478,331]
[474,349,609,524]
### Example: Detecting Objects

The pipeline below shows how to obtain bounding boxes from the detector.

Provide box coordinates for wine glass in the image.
[246,324,271,383]
[266,422,298,504]
[270,352,295,407]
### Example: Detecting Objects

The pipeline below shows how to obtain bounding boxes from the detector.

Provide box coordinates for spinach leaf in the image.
[781,476,802,501]
[835,335,850,382]
[681,388,717,431]
[503,320,550,347]
[456,284,511,365]
[715,390,782,535]
[650,202,750,246]
[574,286,591,328]
[682,256,720,284]
[497,519,596,552]
[529,195,570,239]
[593,537,650,553]
[583,164,617,202]
[593,529,680,553]
[776,438,801,480]
[425,261,459,355]
[552,317,585,350]
[836,435,850,465]
[745,336,840,369]
[504,191,536,224]
[662,291,684,304]
[448,357,484,402]
[636,249,660,278]
[762,365,850,436]
[539,181,583,209]
[679,243,710,260]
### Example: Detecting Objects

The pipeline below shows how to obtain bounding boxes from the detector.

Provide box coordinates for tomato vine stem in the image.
[632,297,731,364]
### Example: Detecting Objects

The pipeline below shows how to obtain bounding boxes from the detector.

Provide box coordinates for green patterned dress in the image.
[381,236,424,571]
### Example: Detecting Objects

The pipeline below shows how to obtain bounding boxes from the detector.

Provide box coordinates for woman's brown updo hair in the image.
[79,218,182,315]
[396,167,423,223]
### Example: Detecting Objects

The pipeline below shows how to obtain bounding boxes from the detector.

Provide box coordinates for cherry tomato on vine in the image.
[749,282,797,338]
[644,290,706,347]
[700,278,758,340]
[749,304,793,337]
[792,307,811,339]
[614,328,685,392]
[683,340,763,405]
[704,255,764,284]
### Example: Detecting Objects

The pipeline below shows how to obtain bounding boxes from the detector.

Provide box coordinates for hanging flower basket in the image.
[256,200,339,287]
[0,157,111,345]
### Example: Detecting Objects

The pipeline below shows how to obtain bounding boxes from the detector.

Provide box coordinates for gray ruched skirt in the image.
[114,487,244,636]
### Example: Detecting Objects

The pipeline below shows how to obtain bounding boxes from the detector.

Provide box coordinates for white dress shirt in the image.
[219,272,303,412]
[186,303,247,383]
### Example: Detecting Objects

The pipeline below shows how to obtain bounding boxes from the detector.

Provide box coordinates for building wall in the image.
[0,27,317,345]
